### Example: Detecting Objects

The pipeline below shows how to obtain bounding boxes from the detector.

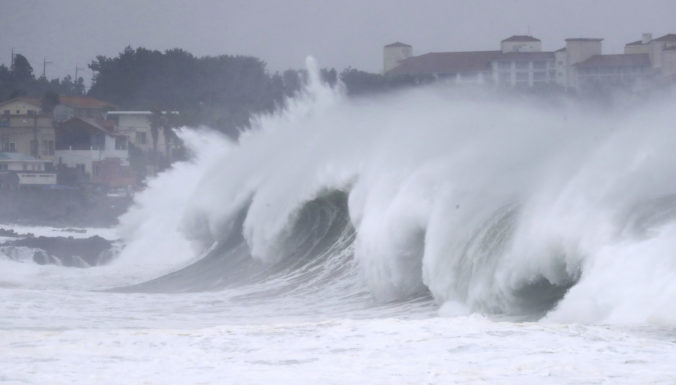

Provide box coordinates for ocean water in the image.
[1,62,676,384]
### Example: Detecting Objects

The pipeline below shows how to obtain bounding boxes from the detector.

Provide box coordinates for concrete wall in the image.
[383,45,412,73]
[0,116,55,162]
[662,49,676,77]
[625,44,650,55]
[115,114,168,154]
[566,39,602,89]
[56,135,128,175]
[554,50,568,87]
[650,40,676,69]
[0,101,40,116]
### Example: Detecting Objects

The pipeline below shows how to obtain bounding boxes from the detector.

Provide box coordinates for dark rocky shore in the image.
[0,189,132,227]
[0,235,116,267]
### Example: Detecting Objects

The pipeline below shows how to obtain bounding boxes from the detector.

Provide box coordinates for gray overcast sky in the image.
[2,0,675,86]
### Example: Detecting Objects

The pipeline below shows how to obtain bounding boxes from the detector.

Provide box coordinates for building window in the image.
[0,164,7,171]
[42,140,55,156]
[498,61,511,70]
[136,132,147,145]
[533,61,547,70]
[30,140,38,156]
[3,110,9,115]
[515,61,529,70]
[115,136,127,150]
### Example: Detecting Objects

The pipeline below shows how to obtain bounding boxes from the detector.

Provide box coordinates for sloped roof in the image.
[625,40,644,46]
[555,47,566,53]
[59,96,116,109]
[653,34,676,42]
[502,35,540,42]
[60,116,121,136]
[494,52,555,61]
[387,51,501,75]
[575,54,650,68]
[565,38,603,42]
[0,97,41,108]
[385,42,411,48]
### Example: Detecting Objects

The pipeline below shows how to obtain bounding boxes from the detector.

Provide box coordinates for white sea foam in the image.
[2,60,676,385]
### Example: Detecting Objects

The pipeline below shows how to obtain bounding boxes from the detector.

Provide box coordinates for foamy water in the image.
[1,60,675,384]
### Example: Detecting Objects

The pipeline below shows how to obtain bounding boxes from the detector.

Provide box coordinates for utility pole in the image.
[11,48,16,69]
[74,65,85,80]
[42,56,53,78]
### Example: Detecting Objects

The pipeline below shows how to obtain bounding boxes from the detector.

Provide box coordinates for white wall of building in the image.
[109,113,169,154]
[0,101,40,116]
[565,39,602,90]
[56,135,128,175]
[383,44,412,73]
[662,49,676,77]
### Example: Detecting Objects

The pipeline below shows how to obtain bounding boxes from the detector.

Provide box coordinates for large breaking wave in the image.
[109,59,676,325]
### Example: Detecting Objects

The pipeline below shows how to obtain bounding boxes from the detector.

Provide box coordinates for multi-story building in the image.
[0,98,56,164]
[384,33,676,91]
[54,116,133,188]
[105,110,178,155]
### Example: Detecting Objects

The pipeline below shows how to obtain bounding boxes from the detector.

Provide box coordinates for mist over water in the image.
[3,60,676,385]
[98,59,676,325]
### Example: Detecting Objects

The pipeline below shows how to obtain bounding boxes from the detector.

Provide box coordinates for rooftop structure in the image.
[384,32,676,90]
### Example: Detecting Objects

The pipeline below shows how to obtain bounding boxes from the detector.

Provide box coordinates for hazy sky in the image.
[2,0,675,86]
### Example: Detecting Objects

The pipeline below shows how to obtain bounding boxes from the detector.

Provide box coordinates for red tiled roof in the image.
[575,54,650,68]
[388,51,501,75]
[385,42,411,48]
[502,35,540,42]
[653,34,676,42]
[59,96,116,109]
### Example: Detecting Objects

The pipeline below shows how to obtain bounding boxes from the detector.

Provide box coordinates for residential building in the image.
[53,96,117,122]
[386,50,501,83]
[105,111,178,156]
[0,98,56,164]
[574,54,652,91]
[492,52,556,87]
[55,117,132,187]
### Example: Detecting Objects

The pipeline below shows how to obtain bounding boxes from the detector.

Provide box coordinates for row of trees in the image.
[1,48,425,137]
[0,54,85,101]
[86,47,425,136]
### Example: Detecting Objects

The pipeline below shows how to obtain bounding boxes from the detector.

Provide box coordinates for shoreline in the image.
[0,189,132,228]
